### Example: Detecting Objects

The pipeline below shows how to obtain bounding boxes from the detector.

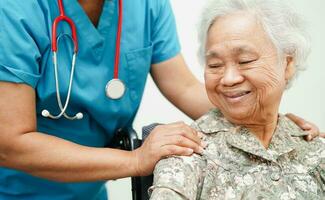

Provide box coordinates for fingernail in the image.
[201,141,207,148]
[303,123,312,129]
[187,148,194,155]
[305,135,311,141]
[198,147,204,154]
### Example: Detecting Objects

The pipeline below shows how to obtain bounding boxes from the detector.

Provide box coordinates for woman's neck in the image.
[245,115,279,148]
[78,0,105,27]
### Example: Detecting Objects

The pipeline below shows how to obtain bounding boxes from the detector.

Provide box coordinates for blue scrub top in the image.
[0,0,180,199]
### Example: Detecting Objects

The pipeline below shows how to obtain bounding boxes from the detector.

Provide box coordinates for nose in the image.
[220,65,244,87]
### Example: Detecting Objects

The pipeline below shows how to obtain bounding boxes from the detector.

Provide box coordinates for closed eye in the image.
[239,60,256,65]
[208,64,223,68]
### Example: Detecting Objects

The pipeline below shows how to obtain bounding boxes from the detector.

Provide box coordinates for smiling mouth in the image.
[222,91,251,102]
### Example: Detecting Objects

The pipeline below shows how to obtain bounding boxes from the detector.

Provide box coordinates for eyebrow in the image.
[232,46,255,54]
[205,46,256,58]
[205,51,219,58]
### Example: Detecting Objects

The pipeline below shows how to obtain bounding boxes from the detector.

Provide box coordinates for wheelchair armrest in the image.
[109,127,142,151]
[125,127,142,151]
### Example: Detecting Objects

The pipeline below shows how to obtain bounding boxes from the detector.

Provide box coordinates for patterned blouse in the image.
[149,109,325,200]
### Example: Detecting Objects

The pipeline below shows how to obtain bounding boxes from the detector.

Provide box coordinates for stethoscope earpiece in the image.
[41,110,50,117]
[76,113,83,120]
[42,109,83,120]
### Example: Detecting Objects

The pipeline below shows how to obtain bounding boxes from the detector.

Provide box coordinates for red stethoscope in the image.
[42,0,124,120]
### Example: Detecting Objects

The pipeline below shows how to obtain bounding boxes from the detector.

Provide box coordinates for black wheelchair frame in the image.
[110,127,153,200]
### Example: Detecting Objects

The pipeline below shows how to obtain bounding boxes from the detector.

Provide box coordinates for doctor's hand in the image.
[131,122,205,176]
[286,113,324,140]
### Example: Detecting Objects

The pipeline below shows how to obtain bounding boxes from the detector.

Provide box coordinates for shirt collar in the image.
[197,109,308,162]
[63,0,106,58]
[195,109,233,134]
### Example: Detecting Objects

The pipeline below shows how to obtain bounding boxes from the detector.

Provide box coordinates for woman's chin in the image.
[222,108,253,124]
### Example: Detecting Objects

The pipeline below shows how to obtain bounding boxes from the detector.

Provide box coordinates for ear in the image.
[284,56,295,81]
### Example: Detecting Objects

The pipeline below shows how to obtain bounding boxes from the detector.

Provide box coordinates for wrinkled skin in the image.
[204,12,296,143]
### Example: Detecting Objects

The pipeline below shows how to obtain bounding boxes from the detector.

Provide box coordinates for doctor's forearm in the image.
[162,79,214,119]
[0,131,137,182]
[151,54,214,120]
[0,82,138,182]
[176,82,214,119]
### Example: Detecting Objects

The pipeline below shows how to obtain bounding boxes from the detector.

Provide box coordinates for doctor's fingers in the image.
[165,121,201,137]
[160,134,204,155]
[154,122,202,145]
[160,145,195,158]
[298,121,320,141]
[285,113,320,141]
[320,132,325,138]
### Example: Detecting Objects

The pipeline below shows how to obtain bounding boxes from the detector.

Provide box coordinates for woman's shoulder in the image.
[191,108,233,134]
[296,137,325,160]
[282,116,325,152]
[278,116,324,166]
[191,108,236,157]
[290,133,325,169]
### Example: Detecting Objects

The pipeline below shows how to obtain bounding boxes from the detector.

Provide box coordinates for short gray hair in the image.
[198,0,310,83]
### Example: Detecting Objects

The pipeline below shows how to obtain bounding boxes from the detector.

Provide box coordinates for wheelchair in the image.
[110,124,160,200]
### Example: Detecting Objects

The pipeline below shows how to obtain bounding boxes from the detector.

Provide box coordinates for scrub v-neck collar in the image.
[63,0,116,56]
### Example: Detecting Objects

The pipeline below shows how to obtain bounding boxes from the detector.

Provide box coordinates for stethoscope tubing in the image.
[42,35,83,120]
[113,0,123,79]
[42,0,81,120]
[52,0,78,53]
[42,0,123,120]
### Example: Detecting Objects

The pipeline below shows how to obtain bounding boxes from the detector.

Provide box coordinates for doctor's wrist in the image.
[129,149,142,177]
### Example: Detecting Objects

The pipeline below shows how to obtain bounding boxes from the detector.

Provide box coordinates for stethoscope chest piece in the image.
[105,79,126,99]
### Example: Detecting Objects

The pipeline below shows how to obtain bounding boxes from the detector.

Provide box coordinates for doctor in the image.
[0,0,321,199]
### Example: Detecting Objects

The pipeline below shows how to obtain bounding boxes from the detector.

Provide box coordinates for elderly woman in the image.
[149,0,325,199]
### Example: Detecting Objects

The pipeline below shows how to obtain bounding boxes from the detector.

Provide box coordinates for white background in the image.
[108,0,325,199]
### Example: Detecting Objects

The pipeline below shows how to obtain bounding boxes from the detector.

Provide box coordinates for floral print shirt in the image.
[149,109,325,200]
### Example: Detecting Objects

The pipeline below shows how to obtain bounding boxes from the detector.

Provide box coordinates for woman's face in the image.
[204,13,295,124]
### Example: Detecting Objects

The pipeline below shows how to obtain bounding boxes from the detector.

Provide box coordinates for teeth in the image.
[239,91,249,96]
[226,91,249,98]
